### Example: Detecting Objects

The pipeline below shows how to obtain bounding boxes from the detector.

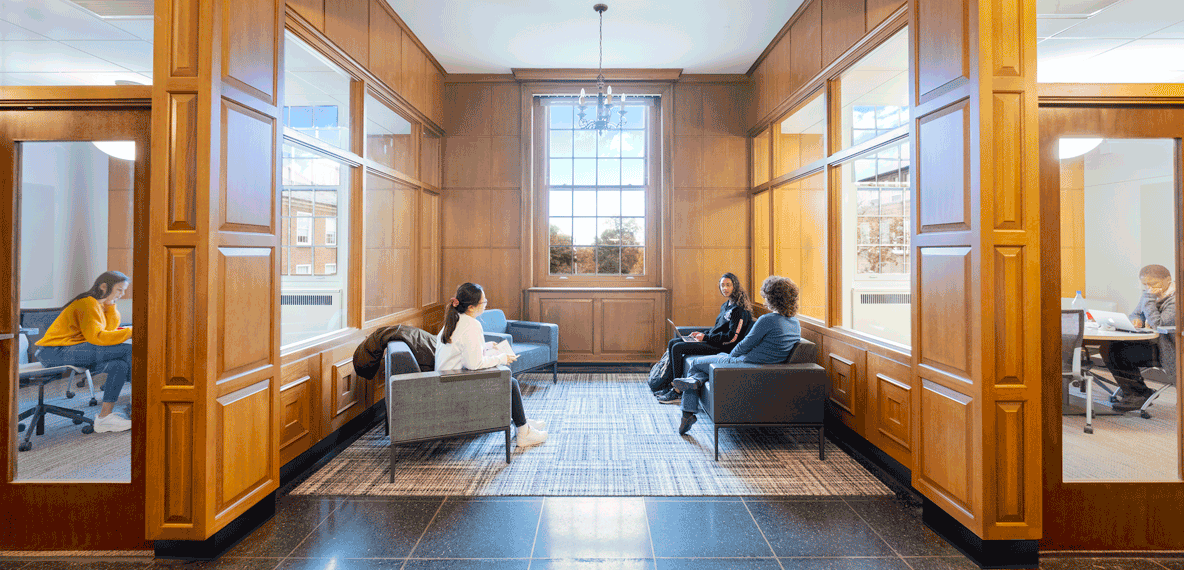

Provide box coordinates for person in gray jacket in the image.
[1107,264,1176,410]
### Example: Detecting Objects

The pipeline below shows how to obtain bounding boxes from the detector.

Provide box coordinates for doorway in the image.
[1041,104,1184,550]
[0,107,150,549]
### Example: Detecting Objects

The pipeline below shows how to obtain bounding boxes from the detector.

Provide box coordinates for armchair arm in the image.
[484,332,513,344]
[707,362,828,424]
[506,320,559,362]
[387,366,512,443]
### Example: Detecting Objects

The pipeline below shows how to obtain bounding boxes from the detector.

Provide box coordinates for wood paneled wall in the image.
[748,0,905,129]
[108,157,134,299]
[1059,156,1085,297]
[672,80,750,326]
[441,81,524,318]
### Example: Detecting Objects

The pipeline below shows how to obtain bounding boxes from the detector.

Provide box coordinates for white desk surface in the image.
[1082,326,1159,342]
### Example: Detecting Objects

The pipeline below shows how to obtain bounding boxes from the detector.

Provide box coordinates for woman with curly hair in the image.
[670,276,801,435]
[654,272,753,402]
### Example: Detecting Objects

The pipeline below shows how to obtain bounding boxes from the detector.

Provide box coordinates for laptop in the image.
[1088,310,1153,333]
[667,319,695,341]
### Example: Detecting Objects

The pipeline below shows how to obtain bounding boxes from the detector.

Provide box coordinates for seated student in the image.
[436,282,548,448]
[671,275,801,435]
[655,272,753,403]
[35,271,133,433]
[1106,264,1176,411]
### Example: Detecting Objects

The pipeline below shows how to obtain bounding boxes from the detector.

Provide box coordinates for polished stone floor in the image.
[1,492,1183,569]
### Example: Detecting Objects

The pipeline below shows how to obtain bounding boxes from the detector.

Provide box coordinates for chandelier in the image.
[578,3,627,133]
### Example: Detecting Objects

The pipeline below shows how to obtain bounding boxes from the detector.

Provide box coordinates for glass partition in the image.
[0,0,153,86]
[774,90,826,179]
[774,171,828,320]
[421,128,442,188]
[838,30,909,150]
[280,144,351,345]
[364,92,415,178]
[840,141,911,345]
[284,34,352,152]
[753,190,771,304]
[752,128,771,186]
[420,190,442,307]
[363,172,415,321]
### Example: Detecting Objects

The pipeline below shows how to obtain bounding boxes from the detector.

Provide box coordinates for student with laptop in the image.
[655,273,753,403]
[1106,264,1176,411]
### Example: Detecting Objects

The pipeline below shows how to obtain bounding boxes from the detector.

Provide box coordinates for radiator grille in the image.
[281,294,334,306]
[859,293,911,305]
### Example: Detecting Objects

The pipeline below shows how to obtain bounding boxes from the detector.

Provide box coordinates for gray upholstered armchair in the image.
[383,341,512,477]
[475,309,559,383]
[682,338,828,460]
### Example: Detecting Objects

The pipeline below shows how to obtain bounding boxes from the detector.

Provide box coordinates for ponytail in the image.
[70,271,130,305]
[439,282,484,344]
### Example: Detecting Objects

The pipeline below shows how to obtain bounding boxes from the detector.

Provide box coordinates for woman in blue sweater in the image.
[654,272,753,401]
[671,275,801,435]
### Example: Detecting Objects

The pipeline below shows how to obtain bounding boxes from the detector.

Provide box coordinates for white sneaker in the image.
[94,412,131,433]
[526,418,548,431]
[516,424,547,448]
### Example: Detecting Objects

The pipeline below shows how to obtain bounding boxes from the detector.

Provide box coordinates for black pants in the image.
[656,338,726,391]
[511,377,527,427]
[1105,341,1157,397]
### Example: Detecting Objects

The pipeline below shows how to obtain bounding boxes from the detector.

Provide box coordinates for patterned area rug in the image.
[292,372,892,496]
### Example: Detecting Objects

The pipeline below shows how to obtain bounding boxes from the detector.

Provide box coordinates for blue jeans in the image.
[679,353,743,414]
[36,343,132,404]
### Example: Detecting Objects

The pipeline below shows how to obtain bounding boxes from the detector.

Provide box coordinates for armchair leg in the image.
[714,426,719,461]
[819,425,825,461]
[390,442,397,483]
[505,427,512,463]
[552,362,558,384]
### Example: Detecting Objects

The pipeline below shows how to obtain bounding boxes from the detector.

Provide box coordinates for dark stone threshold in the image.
[155,403,385,560]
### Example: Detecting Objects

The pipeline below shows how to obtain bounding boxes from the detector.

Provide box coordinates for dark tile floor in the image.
[1,493,1182,569]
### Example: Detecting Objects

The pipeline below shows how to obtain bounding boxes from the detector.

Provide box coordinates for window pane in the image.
[284,35,352,151]
[621,191,644,217]
[573,247,596,273]
[839,30,908,151]
[598,131,621,158]
[550,130,573,158]
[572,217,596,246]
[597,217,620,244]
[597,190,621,217]
[549,218,573,245]
[550,105,574,129]
[550,190,572,217]
[281,144,350,345]
[621,106,645,128]
[774,90,826,178]
[421,128,442,188]
[550,158,572,186]
[573,158,596,185]
[620,159,644,186]
[573,130,597,157]
[419,190,441,307]
[622,246,644,274]
[0,4,153,87]
[620,131,645,158]
[573,190,596,214]
[620,218,644,245]
[364,92,414,176]
[597,159,620,186]
[550,247,574,273]
[364,172,413,321]
[596,246,621,274]
[840,141,911,345]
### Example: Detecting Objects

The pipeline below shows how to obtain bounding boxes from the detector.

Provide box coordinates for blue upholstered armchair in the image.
[475,309,559,383]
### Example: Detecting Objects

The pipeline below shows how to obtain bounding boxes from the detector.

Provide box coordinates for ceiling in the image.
[1036,0,1184,82]
[382,0,805,74]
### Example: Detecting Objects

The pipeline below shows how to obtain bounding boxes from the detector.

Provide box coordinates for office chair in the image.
[1131,325,1176,420]
[17,332,95,451]
[1061,309,1096,434]
[20,307,98,406]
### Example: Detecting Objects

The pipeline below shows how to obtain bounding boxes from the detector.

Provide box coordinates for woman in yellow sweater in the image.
[35,271,133,433]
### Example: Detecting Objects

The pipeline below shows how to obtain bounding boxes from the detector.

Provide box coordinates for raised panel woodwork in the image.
[163,402,194,524]
[994,401,1025,523]
[791,0,823,95]
[222,101,276,232]
[279,377,312,453]
[223,0,277,101]
[539,297,594,356]
[916,0,968,97]
[324,0,369,67]
[218,248,273,377]
[917,100,970,232]
[165,247,196,386]
[170,0,199,76]
[368,0,401,90]
[919,378,973,511]
[866,0,905,30]
[828,353,856,417]
[994,247,1024,386]
[918,247,972,377]
[215,380,272,511]
[992,93,1023,229]
[868,352,912,467]
[822,0,866,65]
[991,0,1022,77]
[169,93,198,231]
[825,338,866,433]
[287,0,324,30]
[331,358,359,417]
[600,298,657,355]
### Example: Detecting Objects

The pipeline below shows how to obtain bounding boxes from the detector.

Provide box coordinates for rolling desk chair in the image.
[1133,325,1176,420]
[1061,309,1097,433]
[17,331,96,451]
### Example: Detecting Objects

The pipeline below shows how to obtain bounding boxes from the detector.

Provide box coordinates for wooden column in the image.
[147,0,284,540]
[910,0,1041,540]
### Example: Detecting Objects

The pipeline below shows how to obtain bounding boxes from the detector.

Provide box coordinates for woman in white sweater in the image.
[436,282,547,447]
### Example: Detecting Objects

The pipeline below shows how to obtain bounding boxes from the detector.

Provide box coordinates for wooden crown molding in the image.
[0,85,152,107]
[444,73,517,83]
[511,68,683,82]
[677,74,751,84]
[1038,83,1184,105]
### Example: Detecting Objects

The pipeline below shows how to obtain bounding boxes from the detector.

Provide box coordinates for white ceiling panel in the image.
[1036,0,1122,16]
[1,0,137,40]
[1037,37,1129,60]
[1037,18,1086,38]
[382,0,804,74]
[62,39,153,71]
[0,40,125,72]
[1147,20,1184,38]
[1087,38,1184,70]
[0,19,46,40]
[61,69,151,85]
[1056,0,1184,38]
[109,18,153,42]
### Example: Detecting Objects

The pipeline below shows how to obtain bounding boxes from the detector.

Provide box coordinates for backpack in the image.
[647,349,671,391]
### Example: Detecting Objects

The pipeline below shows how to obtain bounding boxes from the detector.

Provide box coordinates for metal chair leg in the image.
[552,362,558,383]
[819,425,826,460]
[505,427,512,463]
[714,426,719,461]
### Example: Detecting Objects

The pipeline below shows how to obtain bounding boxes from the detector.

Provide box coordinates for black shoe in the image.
[654,387,672,398]
[672,377,703,392]
[678,413,698,435]
[656,390,681,405]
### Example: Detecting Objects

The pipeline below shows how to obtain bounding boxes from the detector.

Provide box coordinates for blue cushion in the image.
[476,309,508,334]
[509,343,550,374]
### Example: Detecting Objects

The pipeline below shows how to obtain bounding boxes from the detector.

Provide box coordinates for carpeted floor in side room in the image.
[292,372,893,497]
